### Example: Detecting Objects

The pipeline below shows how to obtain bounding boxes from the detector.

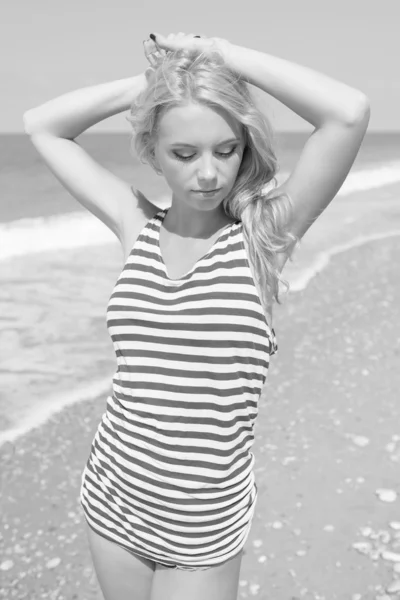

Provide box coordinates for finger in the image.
[151,32,167,46]
[145,50,159,67]
[143,38,164,67]
[166,33,177,45]
[143,39,155,60]
[145,67,155,81]
[152,32,180,52]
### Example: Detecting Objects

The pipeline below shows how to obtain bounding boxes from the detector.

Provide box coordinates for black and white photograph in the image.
[1,1,399,598]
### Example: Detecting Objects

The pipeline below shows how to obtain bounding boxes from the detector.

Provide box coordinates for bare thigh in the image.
[150,551,243,600]
[85,523,156,600]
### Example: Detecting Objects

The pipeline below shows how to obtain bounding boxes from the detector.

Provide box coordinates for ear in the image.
[150,146,162,176]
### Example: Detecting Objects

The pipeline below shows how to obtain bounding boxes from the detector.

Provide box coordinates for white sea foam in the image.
[1,162,400,262]
[0,210,117,261]
[1,161,400,446]
[3,226,400,448]
[0,378,112,448]
[287,229,400,292]
[336,161,400,195]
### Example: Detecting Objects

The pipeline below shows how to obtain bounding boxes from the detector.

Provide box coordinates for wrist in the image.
[217,42,247,78]
[220,44,265,86]
[213,38,235,63]
[121,73,147,110]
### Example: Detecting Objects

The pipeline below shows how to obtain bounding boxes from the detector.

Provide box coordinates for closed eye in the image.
[173,148,237,162]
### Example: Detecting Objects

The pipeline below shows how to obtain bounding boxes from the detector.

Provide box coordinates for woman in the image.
[23,32,370,600]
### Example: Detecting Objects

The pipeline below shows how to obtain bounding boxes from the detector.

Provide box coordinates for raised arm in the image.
[221,43,370,255]
[149,32,370,268]
[23,74,157,252]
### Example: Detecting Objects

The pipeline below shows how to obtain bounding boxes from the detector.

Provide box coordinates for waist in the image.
[95,394,256,493]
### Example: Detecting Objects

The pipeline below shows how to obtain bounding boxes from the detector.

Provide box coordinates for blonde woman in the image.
[23,32,370,600]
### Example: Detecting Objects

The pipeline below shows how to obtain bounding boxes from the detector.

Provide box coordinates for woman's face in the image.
[153,102,245,211]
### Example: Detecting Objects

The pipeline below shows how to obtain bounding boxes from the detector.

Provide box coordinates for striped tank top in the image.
[80,208,277,570]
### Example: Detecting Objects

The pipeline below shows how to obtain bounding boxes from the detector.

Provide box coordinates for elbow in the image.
[23,110,35,135]
[346,93,371,126]
[23,109,48,136]
[22,111,68,139]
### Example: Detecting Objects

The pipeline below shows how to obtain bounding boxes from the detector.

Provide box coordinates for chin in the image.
[194,199,225,211]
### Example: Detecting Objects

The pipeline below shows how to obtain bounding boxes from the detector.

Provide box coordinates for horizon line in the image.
[1,129,399,136]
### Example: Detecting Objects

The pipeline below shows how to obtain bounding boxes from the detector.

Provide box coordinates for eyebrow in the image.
[170,138,240,148]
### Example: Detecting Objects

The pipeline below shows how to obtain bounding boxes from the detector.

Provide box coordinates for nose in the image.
[197,154,218,186]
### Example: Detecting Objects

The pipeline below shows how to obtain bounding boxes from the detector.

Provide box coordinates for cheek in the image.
[160,160,186,187]
[228,156,243,179]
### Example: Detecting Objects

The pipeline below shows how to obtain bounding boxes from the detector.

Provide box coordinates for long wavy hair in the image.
[127,47,299,311]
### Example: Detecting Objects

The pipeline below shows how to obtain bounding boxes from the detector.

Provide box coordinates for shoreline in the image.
[2,161,400,260]
[1,236,400,599]
[1,228,400,449]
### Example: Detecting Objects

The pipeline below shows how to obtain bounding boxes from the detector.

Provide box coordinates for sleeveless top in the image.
[80,208,278,570]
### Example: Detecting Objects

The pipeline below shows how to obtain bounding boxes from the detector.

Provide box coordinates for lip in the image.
[193,188,222,194]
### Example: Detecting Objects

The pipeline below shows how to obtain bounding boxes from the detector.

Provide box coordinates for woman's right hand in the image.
[142,32,230,77]
[149,32,230,56]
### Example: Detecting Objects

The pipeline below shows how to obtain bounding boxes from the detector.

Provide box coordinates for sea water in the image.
[1,132,399,446]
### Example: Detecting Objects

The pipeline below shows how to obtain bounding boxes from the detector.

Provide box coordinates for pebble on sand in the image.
[381,551,400,562]
[376,489,397,502]
[258,555,267,563]
[249,583,261,595]
[0,560,14,571]
[352,541,373,555]
[46,557,62,569]
[386,580,400,594]
[350,435,370,447]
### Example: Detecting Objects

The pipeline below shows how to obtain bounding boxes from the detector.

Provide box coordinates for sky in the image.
[2,0,399,132]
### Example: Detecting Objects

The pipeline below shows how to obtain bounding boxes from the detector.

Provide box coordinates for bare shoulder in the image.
[120,188,161,262]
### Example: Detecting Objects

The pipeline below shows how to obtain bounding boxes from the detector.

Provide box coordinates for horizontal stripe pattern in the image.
[80,208,277,569]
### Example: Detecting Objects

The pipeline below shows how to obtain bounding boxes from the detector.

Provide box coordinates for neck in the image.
[163,201,234,239]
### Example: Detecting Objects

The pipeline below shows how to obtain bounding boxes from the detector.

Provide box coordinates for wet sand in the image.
[1,236,400,600]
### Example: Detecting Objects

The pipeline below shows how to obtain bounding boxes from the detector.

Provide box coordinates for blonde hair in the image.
[127,47,299,310]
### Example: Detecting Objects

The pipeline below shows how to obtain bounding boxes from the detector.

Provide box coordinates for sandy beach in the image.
[1,234,400,600]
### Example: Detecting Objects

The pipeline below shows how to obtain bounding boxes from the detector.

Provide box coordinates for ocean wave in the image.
[2,160,400,447]
[3,229,400,448]
[0,162,400,260]
[0,377,112,448]
[1,161,400,262]
[287,229,400,292]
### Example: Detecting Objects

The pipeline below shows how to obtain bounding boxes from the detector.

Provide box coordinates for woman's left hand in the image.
[143,38,166,70]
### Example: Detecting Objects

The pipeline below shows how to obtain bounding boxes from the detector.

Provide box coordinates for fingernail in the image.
[149,33,156,41]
